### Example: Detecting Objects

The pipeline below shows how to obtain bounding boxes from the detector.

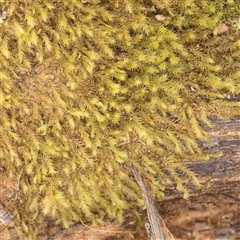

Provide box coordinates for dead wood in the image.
[163,117,240,200]
[132,167,165,240]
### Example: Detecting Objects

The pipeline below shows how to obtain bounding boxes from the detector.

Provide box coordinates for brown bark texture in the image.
[155,117,240,240]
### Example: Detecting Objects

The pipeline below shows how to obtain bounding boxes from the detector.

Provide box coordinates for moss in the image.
[0,0,239,238]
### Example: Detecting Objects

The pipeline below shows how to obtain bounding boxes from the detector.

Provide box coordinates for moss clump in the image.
[0,0,239,238]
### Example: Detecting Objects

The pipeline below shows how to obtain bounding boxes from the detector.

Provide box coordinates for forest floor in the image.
[105,192,240,240]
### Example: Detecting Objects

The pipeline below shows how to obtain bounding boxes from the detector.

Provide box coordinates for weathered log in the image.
[163,117,240,199]
[156,117,240,240]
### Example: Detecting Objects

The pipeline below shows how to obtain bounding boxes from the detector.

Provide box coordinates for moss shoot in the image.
[0,0,239,238]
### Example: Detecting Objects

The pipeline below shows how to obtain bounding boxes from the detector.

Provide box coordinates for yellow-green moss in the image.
[0,0,239,238]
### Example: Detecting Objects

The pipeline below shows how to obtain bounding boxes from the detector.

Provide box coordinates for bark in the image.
[164,117,240,199]
[156,117,240,240]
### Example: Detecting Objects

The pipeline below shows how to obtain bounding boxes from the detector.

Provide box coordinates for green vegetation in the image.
[0,0,239,238]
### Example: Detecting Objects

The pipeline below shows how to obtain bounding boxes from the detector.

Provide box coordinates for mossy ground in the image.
[0,0,239,239]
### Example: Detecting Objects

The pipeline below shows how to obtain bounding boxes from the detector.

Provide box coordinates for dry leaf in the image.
[155,14,171,22]
[218,23,229,35]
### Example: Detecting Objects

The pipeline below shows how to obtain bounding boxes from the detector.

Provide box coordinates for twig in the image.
[131,167,165,240]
